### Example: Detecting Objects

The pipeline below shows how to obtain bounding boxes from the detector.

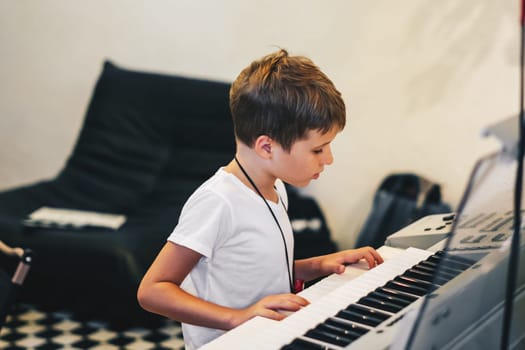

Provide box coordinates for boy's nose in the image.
[324,147,334,165]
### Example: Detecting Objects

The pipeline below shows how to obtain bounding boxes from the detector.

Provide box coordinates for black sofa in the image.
[0,61,336,324]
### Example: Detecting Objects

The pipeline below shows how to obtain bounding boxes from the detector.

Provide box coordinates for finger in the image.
[363,246,384,265]
[279,300,305,312]
[372,249,384,264]
[264,295,309,310]
[361,252,376,269]
[283,294,309,307]
[340,250,367,266]
[362,249,383,269]
[334,263,346,274]
[358,247,383,267]
[259,309,287,321]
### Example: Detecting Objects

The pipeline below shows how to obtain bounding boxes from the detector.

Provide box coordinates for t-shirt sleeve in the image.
[167,189,232,259]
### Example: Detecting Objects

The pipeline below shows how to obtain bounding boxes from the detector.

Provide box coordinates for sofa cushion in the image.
[56,62,176,212]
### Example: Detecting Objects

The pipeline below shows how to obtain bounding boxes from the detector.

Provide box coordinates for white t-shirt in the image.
[167,168,294,350]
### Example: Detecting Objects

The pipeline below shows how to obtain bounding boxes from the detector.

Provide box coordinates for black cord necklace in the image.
[234,156,295,293]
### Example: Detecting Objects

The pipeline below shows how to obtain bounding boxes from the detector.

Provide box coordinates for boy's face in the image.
[271,127,339,188]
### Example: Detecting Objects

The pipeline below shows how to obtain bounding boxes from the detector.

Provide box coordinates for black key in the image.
[410,264,453,284]
[412,263,434,273]
[385,279,427,296]
[370,290,412,307]
[336,308,384,327]
[357,296,404,313]
[404,268,438,283]
[281,337,336,350]
[394,275,437,292]
[428,256,471,270]
[406,268,450,285]
[420,261,462,278]
[420,258,469,279]
[438,264,465,276]
[412,265,455,280]
[324,318,369,337]
[347,304,391,320]
[375,287,418,303]
[416,255,472,284]
[420,258,440,268]
[418,260,438,271]
[315,323,360,341]
[444,253,476,266]
[450,255,475,266]
[305,328,352,347]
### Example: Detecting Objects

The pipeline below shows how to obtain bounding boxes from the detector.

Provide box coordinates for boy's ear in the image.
[254,135,273,159]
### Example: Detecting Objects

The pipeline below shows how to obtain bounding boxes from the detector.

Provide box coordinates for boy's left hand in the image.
[321,246,384,275]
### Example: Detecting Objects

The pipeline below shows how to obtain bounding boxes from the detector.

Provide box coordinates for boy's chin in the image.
[287,179,312,188]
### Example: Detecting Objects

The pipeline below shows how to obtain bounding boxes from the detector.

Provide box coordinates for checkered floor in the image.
[0,304,185,350]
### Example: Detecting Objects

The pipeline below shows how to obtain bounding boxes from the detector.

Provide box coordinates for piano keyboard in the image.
[201,246,475,350]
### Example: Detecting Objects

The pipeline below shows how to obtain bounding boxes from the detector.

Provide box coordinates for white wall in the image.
[0,0,519,249]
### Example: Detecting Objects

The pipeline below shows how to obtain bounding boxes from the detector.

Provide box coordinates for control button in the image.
[472,235,487,243]
[492,233,508,242]
[460,235,474,243]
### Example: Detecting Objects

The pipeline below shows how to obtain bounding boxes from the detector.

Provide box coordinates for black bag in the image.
[354,173,452,249]
[286,185,338,259]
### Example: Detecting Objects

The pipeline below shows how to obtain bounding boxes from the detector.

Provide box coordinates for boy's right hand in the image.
[233,293,309,327]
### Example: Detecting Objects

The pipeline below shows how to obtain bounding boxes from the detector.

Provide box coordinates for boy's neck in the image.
[224,153,278,203]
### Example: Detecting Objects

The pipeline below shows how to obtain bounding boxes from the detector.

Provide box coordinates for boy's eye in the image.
[313,149,323,154]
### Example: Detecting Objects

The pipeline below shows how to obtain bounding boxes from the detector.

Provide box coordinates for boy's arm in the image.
[137,241,308,330]
[294,246,384,283]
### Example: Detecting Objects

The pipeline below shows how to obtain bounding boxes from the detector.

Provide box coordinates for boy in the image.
[137,49,383,350]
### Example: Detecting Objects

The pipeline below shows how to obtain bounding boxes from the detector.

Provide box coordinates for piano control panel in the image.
[447,211,516,252]
[386,211,519,253]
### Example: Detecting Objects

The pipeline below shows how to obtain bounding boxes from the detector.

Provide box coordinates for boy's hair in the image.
[229,49,346,152]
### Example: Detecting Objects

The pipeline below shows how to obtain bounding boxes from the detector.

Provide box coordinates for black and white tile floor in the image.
[0,304,185,350]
